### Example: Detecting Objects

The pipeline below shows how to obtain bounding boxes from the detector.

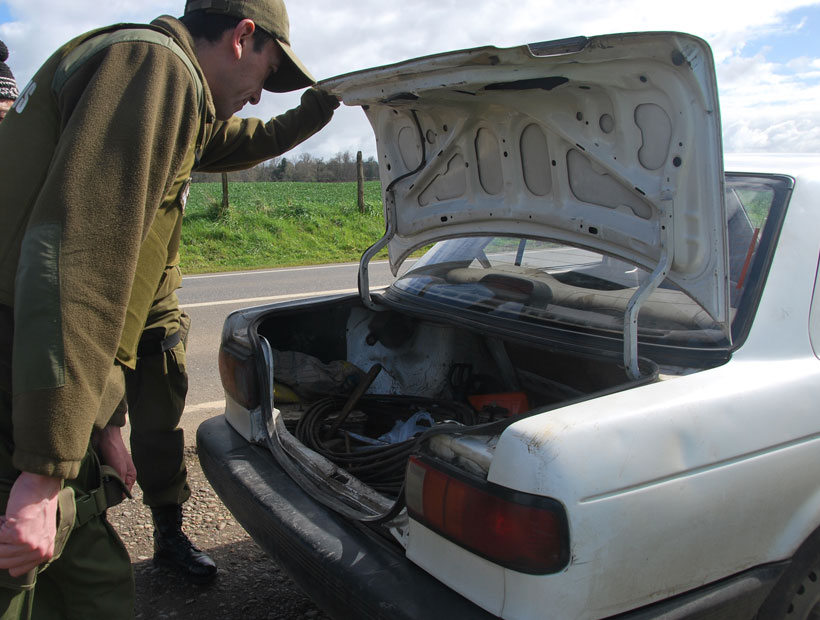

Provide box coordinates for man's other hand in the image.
[96,424,136,494]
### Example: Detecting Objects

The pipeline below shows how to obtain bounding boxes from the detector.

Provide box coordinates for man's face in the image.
[208,29,284,121]
[0,99,13,122]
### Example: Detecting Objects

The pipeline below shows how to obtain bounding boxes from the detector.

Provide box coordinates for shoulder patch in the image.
[13,80,37,114]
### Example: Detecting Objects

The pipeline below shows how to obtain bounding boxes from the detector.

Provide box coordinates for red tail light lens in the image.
[406,456,569,574]
[218,344,259,410]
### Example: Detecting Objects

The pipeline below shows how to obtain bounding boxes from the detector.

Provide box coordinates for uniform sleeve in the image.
[195,87,339,173]
[11,40,200,479]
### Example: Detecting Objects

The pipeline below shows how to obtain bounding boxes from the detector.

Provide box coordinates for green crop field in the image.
[181,180,386,273]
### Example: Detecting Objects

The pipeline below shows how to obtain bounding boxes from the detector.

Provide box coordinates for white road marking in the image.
[184,264,355,280]
[181,287,360,309]
[182,259,416,281]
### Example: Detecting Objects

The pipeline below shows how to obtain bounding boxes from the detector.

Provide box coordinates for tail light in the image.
[218,343,259,410]
[405,455,569,574]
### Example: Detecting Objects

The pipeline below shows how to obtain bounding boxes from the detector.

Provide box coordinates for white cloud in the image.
[1,0,819,157]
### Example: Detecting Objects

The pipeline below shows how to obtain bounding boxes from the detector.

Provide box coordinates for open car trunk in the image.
[231,28,728,525]
[251,295,657,521]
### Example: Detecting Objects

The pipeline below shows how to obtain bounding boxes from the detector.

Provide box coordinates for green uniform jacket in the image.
[0,15,337,479]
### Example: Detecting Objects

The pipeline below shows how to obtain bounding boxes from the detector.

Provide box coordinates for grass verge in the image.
[181,180,386,273]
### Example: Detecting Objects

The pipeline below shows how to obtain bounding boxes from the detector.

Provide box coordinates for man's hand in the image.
[305,87,340,116]
[0,472,61,576]
[95,424,136,494]
[314,88,341,111]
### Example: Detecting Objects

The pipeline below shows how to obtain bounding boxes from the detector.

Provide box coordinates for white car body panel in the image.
[400,158,820,618]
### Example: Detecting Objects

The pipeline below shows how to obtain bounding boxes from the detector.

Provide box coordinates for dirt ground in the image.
[107,447,332,620]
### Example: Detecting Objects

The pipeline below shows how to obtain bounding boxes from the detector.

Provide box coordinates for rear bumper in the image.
[197,415,786,620]
[196,415,497,620]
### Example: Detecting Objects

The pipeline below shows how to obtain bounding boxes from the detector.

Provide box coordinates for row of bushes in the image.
[193,151,381,184]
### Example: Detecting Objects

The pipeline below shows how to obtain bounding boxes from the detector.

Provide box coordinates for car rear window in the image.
[392,173,790,351]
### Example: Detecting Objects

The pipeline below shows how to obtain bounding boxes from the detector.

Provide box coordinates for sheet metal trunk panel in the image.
[321,32,729,333]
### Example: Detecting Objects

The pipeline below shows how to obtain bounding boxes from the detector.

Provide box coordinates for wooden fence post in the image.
[220,172,229,217]
[357,150,365,213]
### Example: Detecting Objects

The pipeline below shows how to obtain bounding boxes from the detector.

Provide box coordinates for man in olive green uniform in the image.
[127,2,340,584]
[0,0,338,616]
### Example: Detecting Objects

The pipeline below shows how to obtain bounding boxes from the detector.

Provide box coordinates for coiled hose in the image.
[295,394,477,498]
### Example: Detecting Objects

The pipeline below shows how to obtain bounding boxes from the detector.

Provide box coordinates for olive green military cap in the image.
[184,0,316,92]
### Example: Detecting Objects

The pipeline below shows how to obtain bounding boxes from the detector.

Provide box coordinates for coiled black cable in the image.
[295,394,477,498]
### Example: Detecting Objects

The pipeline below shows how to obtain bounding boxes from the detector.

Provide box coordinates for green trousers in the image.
[125,269,191,509]
[0,392,134,620]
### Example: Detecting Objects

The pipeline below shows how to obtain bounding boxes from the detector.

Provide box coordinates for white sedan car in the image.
[198,31,820,619]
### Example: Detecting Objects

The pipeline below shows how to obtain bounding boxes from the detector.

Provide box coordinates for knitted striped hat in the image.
[0,41,18,101]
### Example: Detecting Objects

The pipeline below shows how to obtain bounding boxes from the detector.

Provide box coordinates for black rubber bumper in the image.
[196,416,498,620]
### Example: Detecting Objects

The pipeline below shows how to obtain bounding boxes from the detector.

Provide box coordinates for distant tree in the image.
[323,151,355,182]
[292,153,318,182]
[272,157,289,181]
[363,156,380,181]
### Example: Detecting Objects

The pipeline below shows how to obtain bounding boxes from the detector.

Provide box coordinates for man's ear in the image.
[230,18,257,59]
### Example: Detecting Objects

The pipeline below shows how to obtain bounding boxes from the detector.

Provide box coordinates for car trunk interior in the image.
[256,296,655,500]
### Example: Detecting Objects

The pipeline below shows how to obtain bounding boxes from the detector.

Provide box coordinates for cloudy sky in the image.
[0,0,818,160]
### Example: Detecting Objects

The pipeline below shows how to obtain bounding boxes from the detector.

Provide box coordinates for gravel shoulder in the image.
[107,446,331,620]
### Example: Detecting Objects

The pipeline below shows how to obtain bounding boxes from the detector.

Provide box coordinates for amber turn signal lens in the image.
[218,344,260,410]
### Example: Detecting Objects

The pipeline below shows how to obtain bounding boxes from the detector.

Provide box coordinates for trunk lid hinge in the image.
[624,192,674,380]
[358,191,396,312]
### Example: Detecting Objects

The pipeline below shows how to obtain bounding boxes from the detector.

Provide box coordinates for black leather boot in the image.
[151,505,217,584]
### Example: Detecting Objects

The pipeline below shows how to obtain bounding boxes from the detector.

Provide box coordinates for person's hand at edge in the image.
[0,472,61,576]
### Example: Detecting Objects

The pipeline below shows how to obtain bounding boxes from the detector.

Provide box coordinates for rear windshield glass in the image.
[392,173,789,349]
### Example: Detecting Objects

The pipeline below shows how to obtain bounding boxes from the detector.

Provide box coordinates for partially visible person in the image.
[0,40,18,121]
[0,0,338,616]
